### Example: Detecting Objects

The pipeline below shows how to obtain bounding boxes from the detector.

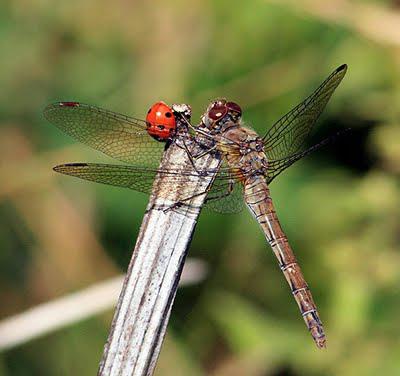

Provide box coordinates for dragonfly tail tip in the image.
[314,335,327,349]
[338,63,347,70]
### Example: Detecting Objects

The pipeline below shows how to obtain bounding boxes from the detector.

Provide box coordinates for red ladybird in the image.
[146,101,176,141]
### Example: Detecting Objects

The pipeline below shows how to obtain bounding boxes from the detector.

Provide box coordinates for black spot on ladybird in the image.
[165,112,172,118]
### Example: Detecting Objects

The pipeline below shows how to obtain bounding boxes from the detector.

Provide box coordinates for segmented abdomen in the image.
[243,176,326,348]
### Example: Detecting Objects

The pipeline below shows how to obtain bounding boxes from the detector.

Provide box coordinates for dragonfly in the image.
[44,64,348,348]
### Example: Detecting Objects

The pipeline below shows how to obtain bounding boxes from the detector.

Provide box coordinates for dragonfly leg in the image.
[204,180,234,203]
[162,188,213,213]
[192,144,217,160]
[176,138,200,172]
[176,138,218,176]
[161,178,235,214]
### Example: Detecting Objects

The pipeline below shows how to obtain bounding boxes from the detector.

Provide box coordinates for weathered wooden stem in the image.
[98,139,220,376]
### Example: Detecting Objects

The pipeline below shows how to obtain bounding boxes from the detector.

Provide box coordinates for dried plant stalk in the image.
[98,139,221,376]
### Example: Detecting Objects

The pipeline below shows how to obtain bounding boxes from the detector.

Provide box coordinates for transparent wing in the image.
[203,179,244,214]
[54,163,158,194]
[203,160,245,214]
[265,129,350,183]
[263,64,347,163]
[54,161,245,214]
[44,102,165,168]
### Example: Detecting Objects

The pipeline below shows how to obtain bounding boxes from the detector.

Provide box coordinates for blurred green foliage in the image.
[1,0,400,375]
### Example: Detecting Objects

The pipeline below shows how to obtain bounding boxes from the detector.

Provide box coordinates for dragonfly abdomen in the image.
[244,176,326,349]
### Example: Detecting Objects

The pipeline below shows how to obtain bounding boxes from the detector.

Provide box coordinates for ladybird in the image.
[146,101,176,141]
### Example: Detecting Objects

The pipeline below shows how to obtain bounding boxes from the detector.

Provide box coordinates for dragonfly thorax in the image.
[217,125,269,181]
[239,137,264,155]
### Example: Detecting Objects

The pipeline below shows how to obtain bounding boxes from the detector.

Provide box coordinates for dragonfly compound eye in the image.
[208,103,228,121]
[226,101,242,117]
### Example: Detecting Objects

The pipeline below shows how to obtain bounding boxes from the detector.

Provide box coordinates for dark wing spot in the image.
[59,101,80,107]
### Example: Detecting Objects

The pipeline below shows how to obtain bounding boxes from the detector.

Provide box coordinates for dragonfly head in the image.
[201,99,242,133]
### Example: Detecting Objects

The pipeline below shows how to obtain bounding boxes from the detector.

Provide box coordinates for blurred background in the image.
[1,0,400,375]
